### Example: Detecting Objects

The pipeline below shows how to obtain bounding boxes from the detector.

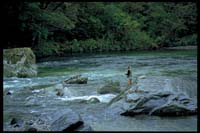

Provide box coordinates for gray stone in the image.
[125,93,141,103]
[113,89,198,117]
[97,80,121,94]
[50,109,82,131]
[150,102,197,116]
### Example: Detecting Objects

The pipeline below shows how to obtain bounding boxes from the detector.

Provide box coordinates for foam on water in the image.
[12,80,19,83]
[30,110,39,113]
[164,79,173,91]
[3,84,13,89]
[32,90,41,93]
[56,94,116,103]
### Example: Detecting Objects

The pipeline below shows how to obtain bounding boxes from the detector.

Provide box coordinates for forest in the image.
[6,2,197,58]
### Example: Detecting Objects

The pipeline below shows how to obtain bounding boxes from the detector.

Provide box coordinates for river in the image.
[3,49,197,131]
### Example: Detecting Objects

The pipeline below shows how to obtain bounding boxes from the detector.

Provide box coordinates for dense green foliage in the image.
[6,2,197,58]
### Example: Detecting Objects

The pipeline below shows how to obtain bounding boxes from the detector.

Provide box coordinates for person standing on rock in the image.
[125,65,132,86]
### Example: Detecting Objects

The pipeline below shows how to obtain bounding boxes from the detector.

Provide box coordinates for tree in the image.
[6,2,197,58]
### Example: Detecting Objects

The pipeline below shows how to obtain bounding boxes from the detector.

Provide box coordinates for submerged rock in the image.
[87,97,100,104]
[44,83,65,97]
[6,91,12,95]
[9,118,24,129]
[64,75,88,84]
[55,84,64,96]
[56,90,64,96]
[97,80,121,94]
[10,118,17,125]
[3,48,37,78]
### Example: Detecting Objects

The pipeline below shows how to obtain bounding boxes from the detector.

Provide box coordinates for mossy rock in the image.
[3,47,37,78]
[16,64,37,78]
[3,63,17,77]
[3,47,36,65]
[97,80,121,94]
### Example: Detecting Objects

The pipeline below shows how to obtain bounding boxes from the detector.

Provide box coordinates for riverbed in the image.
[3,49,197,131]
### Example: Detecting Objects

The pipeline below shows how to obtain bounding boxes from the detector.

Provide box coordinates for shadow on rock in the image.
[120,91,197,117]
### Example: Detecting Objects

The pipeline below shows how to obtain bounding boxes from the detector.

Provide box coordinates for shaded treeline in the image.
[6,2,197,58]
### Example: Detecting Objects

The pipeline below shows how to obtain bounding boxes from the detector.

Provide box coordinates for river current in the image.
[3,50,197,131]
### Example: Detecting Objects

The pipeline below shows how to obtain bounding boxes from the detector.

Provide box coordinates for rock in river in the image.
[120,90,197,117]
[64,75,88,84]
[87,97,100,104]
[107,85,197,117]
[3,48,37,78]
[97,80,121,94]
[49,108,84,131]
[48,109,92,131]
[4,108,91,131]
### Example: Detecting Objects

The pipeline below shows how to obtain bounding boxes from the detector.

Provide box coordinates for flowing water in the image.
[3,49,197,131]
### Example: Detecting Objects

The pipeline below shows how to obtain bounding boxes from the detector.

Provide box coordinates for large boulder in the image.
[106,81,197,117]
[136,76,197,97]
[97,80,121,94]
[4,108,92,131]
[49,109,82,131]
[149,93,197,116]
[150,103,197,116]
[42,108,92,131]
[120,91,197,117]
[3,48,37,78]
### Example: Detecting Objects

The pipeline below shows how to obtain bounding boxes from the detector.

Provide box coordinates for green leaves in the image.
[34,40,61,58]
[176,34,197,46]
[7,2,197,57]
[41,11,75,30]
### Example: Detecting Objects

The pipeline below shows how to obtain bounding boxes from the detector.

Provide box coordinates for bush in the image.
[34,40,61,58]
[70,39,81,53]
[121,31,156,50]
[79,39,98,52]
[176,34,197,46]
[69,38,114,53]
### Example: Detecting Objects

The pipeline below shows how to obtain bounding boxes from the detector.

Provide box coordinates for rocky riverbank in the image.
[3,75,197,131]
